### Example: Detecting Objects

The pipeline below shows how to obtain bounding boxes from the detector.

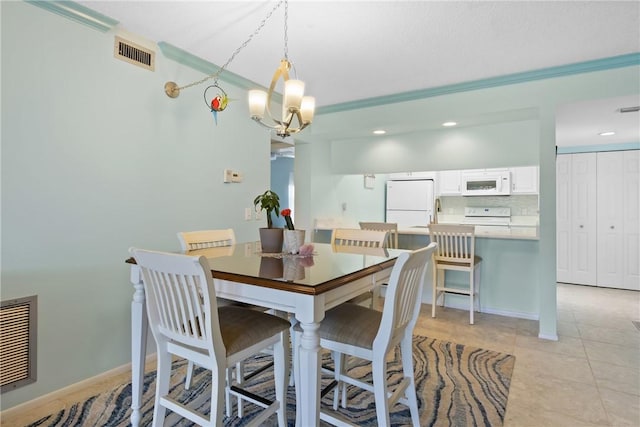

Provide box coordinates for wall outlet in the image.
[244,207,252,221]
[231,171,243,183]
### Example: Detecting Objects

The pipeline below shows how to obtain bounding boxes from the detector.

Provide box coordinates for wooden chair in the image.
[177,228,272,417]
[359,222,398,302]
[177,229,236,251]
[331,228,388,248]
[331,228,389,307]
[294,243,437,427]
[129,248,290,427]
[429,224,482,324]
[359,221,399,249]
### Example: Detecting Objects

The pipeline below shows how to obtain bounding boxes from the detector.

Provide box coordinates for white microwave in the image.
[461,170,511,196]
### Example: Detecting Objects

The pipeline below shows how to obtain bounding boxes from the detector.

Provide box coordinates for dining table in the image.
[126,241,402,427]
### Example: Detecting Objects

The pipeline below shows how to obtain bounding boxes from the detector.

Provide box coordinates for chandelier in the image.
[248,0,315,137]
[163,0,314,137]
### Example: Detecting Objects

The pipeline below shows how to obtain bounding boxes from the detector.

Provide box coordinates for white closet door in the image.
[570,153,597,285]
[556,155,572,283]
[597,151,624,287]
[622,151,639,290]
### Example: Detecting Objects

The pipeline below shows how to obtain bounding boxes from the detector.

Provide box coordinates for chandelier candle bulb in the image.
[300,96,315,124]
[284,80,305,111]
[248,90,267,119]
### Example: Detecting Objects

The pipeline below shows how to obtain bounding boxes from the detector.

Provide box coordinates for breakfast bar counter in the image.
[313,220,540,320]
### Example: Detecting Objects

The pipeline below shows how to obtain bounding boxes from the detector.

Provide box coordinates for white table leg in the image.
[130,267,148,427]
[296,321,321,427]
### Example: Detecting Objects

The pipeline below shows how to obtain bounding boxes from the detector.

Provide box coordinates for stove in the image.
[462,207,511,226]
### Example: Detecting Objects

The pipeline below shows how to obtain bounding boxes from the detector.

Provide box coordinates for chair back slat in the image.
[429,224,475,265]
[131,248,224,353]
[359,222,399,249]
[331,228,388,248]
[374,243,437,351]
[177,229,236,252]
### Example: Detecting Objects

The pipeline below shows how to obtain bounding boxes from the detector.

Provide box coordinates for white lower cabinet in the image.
[557,150,639,290]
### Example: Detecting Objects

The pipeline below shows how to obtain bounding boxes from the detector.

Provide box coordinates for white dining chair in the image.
[331,228,388,248]
[177,228,236,251]
[177,228,275,417]
[359,222,399,303]
[331,228,389,307]
[359,221,399,249]
[130,248,290,427]
[294,243,437,427]
[429,224,482,324]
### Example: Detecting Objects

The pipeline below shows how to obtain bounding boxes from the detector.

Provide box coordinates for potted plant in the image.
[253,190,283,252]
[253,190,281,229]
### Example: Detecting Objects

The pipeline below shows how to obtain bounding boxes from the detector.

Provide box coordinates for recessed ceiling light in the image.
[373,129,386,135]
[598,131,616,136]
[442,121,457,127]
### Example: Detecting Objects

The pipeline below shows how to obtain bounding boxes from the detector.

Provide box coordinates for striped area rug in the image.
[27,336,515,427]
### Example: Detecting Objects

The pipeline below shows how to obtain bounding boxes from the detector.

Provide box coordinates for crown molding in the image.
[557,142,640,154]
[25,0,118,32]
[318,53,640,114]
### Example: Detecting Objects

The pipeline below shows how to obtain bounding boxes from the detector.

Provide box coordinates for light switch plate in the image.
[223,169,233,183]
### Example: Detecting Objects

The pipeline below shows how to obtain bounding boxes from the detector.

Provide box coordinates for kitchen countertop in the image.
[314,220,539,241]
[397,224,539,240]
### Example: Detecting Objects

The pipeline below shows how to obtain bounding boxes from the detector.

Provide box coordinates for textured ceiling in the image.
[77,1,640,145]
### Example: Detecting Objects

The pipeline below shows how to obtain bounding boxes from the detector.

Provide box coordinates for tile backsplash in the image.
[439,195,539,217]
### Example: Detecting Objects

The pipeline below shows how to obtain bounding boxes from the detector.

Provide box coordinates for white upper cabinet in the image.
[510,166,539,194]
[437,170,462,195]
[387,171,436,180]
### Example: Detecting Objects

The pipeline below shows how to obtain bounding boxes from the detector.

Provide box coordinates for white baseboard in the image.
[538,333,559,341]
[1,353,157,417]
[480,307,539,321]
[381,285,541,321]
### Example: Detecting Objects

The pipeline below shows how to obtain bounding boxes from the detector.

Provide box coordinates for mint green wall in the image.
[297,65,640,340]
[1,2,271,409]
[330,119,539,174]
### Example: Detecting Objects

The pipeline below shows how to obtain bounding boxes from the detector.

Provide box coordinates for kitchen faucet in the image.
[432,198,441,224]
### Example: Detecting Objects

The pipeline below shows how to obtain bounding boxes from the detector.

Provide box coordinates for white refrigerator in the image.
[386,179,435,228]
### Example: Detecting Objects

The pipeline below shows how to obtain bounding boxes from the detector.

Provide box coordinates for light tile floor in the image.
[416,283,640,427]
[2,283,639,426]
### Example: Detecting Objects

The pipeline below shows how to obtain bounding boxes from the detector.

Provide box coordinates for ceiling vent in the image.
[114,36,155,71]
[619,106,640,113]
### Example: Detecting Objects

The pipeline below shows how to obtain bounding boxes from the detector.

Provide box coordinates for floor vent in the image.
[114,36,155,71]
[1,296,37,393]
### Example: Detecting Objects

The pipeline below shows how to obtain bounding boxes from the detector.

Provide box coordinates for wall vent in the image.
[114,36,155,71]
[1,296,37,393]
[619,106,640,113]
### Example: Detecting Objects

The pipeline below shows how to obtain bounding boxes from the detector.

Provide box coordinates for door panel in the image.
[597,151,624,287]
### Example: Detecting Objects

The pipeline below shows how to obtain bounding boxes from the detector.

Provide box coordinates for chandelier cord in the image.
[175,0,284,93]
[283,0,289,61]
